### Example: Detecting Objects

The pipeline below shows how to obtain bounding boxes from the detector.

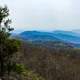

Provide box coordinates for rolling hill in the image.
[14,30,80,47]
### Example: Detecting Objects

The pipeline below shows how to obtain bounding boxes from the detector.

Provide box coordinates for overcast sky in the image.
[0,0,80,32]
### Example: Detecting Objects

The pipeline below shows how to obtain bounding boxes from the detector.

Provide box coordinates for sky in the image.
[0,0,80,32]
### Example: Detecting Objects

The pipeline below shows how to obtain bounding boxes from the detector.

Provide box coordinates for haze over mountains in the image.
[12,30,80,48]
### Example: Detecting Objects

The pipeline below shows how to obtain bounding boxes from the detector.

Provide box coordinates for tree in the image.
[0,6,20,80]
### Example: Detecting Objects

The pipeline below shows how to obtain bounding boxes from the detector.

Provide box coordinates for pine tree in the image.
[0,6,20,80]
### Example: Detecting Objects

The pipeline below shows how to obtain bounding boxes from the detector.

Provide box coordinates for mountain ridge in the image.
[13,30,80,47]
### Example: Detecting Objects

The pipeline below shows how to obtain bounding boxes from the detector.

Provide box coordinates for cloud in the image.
[0,0,80,31]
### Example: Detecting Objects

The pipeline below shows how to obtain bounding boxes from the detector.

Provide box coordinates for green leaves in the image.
[5,39,21,54]
[13,64,25,74]
[0,6,13,33]
[0,6,20,79]
[0,6,9,23]
[12,64,45,80]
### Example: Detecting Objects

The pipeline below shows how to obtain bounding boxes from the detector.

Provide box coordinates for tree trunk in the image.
[0,44,5,80]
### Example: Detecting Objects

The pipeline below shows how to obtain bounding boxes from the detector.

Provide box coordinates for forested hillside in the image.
[15,41,80,80]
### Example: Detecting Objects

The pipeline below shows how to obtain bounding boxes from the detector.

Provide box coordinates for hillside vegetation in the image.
[15,41,80,80]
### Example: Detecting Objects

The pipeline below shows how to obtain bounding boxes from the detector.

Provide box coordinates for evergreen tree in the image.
[0,6,20,80]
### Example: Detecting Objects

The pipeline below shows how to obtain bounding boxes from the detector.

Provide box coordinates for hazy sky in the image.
[0,0,80,32]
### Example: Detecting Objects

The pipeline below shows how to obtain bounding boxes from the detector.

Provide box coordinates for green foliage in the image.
[0,6,13,32]
[5,39,21,54]
[15,64,45,80]
[0,6,21,80]
[13,64,25,74]
[0,6,9,23]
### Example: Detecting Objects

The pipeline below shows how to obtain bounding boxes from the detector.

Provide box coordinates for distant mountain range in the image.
[72,29,80,34]
[19,31,59,41]
[13,30,80,48]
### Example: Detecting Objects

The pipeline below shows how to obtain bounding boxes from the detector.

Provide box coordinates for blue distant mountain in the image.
[17,30,80,47]
[19,31,59,41]
[52,31,80,44]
